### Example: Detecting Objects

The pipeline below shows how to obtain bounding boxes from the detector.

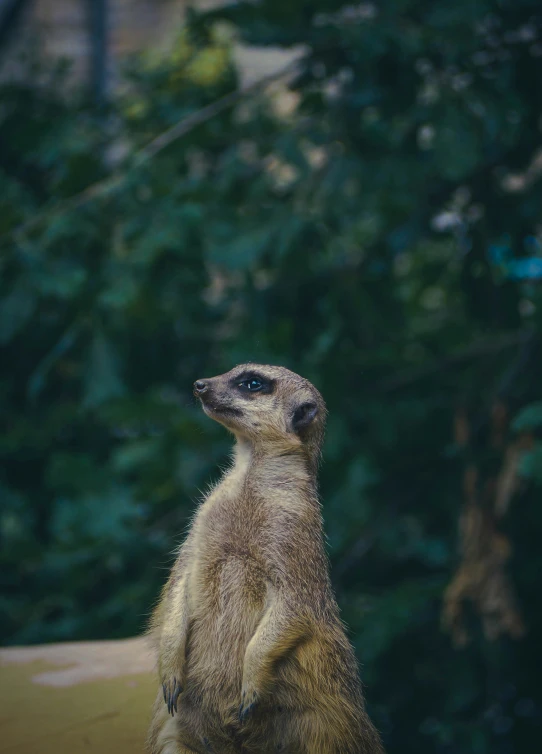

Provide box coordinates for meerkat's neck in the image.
[228,437,318,507]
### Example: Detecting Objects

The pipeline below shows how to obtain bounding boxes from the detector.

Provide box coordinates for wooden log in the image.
[0,637,155,753]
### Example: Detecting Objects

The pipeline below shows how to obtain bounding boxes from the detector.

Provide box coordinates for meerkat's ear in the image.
[292,401,318,433]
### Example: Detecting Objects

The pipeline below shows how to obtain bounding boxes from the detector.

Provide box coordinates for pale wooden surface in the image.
[0,637,157,754]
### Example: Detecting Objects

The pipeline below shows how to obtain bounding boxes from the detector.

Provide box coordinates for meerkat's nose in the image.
[193,380,208,396]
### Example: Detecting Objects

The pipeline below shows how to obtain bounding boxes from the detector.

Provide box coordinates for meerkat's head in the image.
[193,364,327,466]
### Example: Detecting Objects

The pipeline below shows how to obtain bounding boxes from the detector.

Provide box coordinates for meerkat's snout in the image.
[193,375,243,427]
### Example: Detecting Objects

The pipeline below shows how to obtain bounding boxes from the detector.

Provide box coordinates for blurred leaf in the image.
[206,226,274,269]
[512,402,542,432]
[111,439,161,472]
[0,287,35,344]
[82,331,125,408]
[51,485,142,546]
[518,443,542,483]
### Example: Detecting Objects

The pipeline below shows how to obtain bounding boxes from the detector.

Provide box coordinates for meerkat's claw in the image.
[172,677,182,715]
[163,677,183,716]
[238,689,259,722]
[171,679,182,714]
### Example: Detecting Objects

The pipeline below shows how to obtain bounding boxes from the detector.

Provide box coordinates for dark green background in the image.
[1,1,542,752]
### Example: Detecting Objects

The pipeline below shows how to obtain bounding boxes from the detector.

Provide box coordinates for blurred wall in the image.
[34,0,185,68]
[0,0,222,83]
[0,0,298,91]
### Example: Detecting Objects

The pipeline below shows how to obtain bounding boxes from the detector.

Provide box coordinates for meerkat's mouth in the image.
[202,402,243,418]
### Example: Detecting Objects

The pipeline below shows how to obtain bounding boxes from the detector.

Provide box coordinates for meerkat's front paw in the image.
[238,683,259,722]
[162,676,183,716]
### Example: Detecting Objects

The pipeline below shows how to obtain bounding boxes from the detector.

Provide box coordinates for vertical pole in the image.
[88,0,108,105]
[0,0,33,55]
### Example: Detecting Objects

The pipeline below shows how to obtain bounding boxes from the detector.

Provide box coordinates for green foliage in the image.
[512,401,542,432]
[1,3,542,753]
[517,442,542,483]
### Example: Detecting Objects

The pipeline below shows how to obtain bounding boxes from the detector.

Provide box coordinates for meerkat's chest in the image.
[187,490,271,613]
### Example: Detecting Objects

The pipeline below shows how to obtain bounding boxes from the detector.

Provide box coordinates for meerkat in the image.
[147,364,384,754]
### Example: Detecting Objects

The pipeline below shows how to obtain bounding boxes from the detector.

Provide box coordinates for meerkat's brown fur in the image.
[147,364,384,754]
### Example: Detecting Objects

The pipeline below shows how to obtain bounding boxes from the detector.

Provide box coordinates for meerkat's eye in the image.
[239,378,264,391]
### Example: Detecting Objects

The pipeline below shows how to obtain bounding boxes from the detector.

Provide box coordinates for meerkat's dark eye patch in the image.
[292,401,318,432]
[234,373,273,394]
